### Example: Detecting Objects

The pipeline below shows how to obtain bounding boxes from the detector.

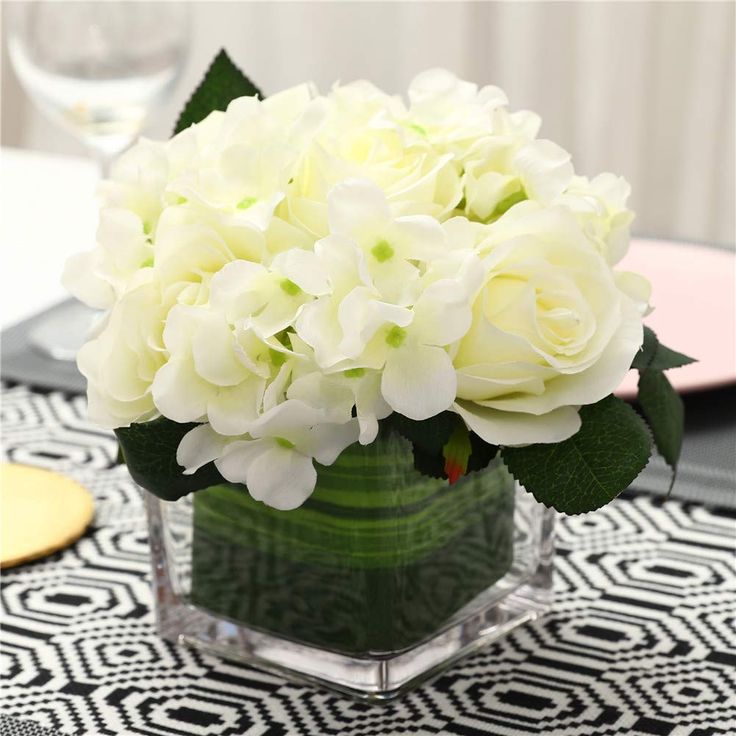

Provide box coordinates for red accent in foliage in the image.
[445,461,463,485]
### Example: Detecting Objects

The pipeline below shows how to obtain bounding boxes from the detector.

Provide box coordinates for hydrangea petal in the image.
[177,423,230,474]
[382,344,456,420]
[327,179,391,239]
[216,440,317,510]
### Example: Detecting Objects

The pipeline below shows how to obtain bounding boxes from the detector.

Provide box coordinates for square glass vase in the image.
[145,431,554,700]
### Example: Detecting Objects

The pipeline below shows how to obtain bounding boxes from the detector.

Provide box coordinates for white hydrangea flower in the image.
[153,203,266,307]
[288,363,391,445]
[63,207,154,309]
[463,136,574,223]
[405,69,508,155]
[178,401,359,510]
[208,257,319,339]
[98,138,170,234]
[77,281,166,428]
[294,181,484,420]
[66,68,647,510]
[150,303,270,435]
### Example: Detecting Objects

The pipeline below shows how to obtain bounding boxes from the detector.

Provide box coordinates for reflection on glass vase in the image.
[145,429,554,700]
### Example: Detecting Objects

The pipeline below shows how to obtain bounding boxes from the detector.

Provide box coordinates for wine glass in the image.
[6,1,190,360]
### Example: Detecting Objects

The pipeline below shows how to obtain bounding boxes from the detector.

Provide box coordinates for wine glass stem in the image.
[93,148,115,179]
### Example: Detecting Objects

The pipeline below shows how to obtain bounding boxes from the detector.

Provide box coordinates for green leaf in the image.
[411,444,446,479]
[442,423,472,483]
[389,411,457,453]
[391,413,498,481]
[501,396,651,514]
[174,49,263,135]
[632,326,695,372]
[467,433,499,473]
[115,417,226,501]
[637,369,684,470]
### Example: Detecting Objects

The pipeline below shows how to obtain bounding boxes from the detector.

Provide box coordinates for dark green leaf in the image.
[649,342,696,372]
[443,423,472,483]
[174,49,263,135]
[632,326,695,372]
[389,411,458,453]
[115,417,226,501]
[411,444,446,478]
[501,396,651,514]
[631,326,657,371]
[467,433,499,473]
[637,369,684,470]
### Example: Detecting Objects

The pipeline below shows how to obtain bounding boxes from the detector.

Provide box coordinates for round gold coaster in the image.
[0,463,94,568]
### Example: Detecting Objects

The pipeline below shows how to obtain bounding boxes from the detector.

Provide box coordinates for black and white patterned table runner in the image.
[1,383,734,736]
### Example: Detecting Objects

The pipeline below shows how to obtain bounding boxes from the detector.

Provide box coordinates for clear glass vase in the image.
[145,429,554,700]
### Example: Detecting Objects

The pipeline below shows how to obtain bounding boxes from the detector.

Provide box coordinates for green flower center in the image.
[280,278,301,296]
[385,325,407,348]
[343,367,365,378]
[275,437,295,449]
[490,189,527,220]
[269,348,287,367]
[237,196,257,210]
[371,239,395,263]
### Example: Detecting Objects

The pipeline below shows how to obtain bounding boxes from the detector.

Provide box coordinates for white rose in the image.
[452,203,645,445]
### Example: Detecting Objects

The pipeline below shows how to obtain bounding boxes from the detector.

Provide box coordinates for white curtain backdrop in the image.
[2,1,734,245]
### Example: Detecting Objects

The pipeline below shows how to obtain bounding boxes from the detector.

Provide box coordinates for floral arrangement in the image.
[65,51,692,515]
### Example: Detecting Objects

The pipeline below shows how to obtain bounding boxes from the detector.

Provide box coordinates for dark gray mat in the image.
[1,299,86,394]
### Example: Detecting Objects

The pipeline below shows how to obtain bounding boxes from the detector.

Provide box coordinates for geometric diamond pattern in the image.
[1,383,735,735]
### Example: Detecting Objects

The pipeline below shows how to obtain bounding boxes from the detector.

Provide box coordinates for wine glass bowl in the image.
[7,1,190,166]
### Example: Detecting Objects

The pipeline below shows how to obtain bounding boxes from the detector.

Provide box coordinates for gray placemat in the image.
[1,299,86,394]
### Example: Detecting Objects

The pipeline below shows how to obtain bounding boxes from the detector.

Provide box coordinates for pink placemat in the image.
[616,238,736,398]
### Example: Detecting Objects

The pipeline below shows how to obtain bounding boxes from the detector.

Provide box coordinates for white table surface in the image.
[1,147,98,330]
